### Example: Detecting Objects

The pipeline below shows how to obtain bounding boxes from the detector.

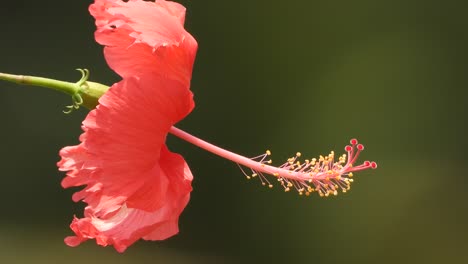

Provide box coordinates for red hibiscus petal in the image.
[63,146,193,253]
[58,74,194,250]
[89,0,197,86]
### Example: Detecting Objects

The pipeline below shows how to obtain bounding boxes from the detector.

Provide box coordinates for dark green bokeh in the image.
[1,0,467,263]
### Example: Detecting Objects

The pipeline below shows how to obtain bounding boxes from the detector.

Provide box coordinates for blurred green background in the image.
[1,0,467,263]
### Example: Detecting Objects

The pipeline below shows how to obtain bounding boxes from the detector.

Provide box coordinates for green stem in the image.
[0,71,109,110]
[0,72,79,95]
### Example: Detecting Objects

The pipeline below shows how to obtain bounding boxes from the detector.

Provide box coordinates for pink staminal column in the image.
[169,127,377,197]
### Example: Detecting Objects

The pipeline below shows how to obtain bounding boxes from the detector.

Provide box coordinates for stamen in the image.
[237,139,377,197]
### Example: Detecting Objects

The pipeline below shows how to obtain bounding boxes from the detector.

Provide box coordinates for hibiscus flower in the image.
[53,0,377,253]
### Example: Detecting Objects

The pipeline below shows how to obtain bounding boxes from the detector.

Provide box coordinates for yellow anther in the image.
[333,190,338,196]
[335,175,341,180]
[349,179,354,182]
[262,182,266,186]
[342,189,347,193]
[305,159,310,164]
[266,150,271,155]
[296,152,302,157]
[305,192,310,196]
[296,161,301,166]
[299,192,303,195]
[285,187,290,192]
[273,172,279,177]
[326,176,330,181]
[267,159,272,164]
[348,172,353,177]
[287,182,293,187]
[268,184,273,188]
[246,176,251,180]
[252,173,258,177]
[325,191,330,197]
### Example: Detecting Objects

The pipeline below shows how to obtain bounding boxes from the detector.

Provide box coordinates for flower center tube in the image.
[169,126,377,197]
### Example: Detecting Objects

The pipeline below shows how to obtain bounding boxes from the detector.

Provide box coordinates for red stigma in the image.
[370,162,377,169]
[357,144,364,150]
[345,145,352,151]
[350,139,358,145]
